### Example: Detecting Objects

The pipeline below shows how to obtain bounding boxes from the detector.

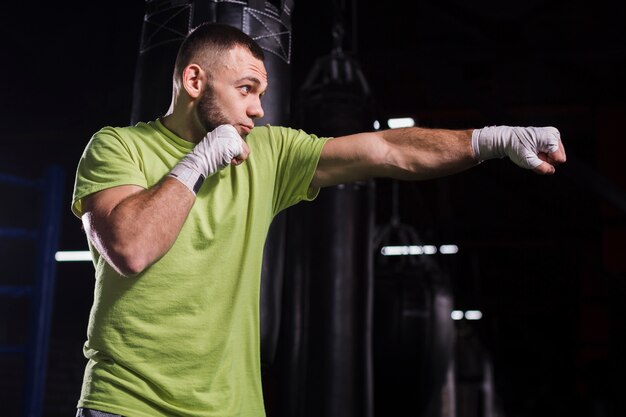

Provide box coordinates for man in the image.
[72,23,565,417]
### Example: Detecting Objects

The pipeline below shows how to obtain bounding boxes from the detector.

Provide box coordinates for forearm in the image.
[382,127,477,180]
[83,178,195,276]
[82,124,247,276]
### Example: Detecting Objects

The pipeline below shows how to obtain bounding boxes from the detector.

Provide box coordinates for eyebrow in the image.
[235,76,268,96]
[235,76,264,87]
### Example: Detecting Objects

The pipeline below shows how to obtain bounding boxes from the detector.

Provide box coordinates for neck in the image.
[161,105,206,144]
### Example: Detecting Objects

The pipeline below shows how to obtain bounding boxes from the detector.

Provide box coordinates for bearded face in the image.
[196,83,231,133]
[194,48,267,139]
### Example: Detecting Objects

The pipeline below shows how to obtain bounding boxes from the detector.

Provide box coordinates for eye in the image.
[240,85,251,95]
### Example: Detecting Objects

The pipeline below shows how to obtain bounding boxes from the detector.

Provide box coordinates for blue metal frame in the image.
[0,166,64,417]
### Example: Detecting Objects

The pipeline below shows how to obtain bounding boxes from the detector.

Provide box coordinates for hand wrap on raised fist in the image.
[471,126,561,170]
[168,124,244,194]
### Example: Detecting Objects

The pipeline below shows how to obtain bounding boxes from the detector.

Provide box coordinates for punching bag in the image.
[373,203,455,417]
[275,41,376,417]
[131,0,294,368]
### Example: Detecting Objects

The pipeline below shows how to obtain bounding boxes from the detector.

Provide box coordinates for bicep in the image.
[81,185,145,242]
[312,132,389,188]
[81,184,145,218]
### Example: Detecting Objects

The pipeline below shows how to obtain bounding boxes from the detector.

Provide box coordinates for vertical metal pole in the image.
[23,166,64,417]
[443,360,457,417]
[482,359,494,417]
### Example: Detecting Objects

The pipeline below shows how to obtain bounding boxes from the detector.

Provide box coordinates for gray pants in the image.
[76,408,122,417]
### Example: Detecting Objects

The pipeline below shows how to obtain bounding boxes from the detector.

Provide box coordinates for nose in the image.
[248,97,264,120]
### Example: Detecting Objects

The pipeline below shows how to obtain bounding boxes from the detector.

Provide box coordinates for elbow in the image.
[381,146,422,180]
[116,259,148,278]
[370,134,399,177]
[106,243,151,277]
[83,212,153,277]
[377,132,431,180]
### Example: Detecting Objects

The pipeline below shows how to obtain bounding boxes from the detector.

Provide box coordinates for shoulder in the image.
[85,122,160,156]
[247,124,327,148]
[91,122,154,144]
[246,125,330,175]
[247,124,287,141]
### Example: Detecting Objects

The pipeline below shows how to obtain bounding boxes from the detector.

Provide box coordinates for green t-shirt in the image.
[72,120,328,417]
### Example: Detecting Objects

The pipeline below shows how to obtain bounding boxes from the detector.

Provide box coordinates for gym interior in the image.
[0,1,624,416]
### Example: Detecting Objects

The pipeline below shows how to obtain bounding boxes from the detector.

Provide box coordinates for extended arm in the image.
[81,124,248,277]
[312,125,565,188]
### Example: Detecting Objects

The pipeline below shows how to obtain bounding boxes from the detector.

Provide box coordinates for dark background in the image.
[0,0,624,416]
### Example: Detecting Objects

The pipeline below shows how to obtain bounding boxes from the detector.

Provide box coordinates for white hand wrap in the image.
[471,126,561,169]
[168,124,243,194]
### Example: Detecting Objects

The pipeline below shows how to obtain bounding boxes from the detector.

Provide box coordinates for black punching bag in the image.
[373,201,455,417]
[131,0,294,367]
[276,41,376,417]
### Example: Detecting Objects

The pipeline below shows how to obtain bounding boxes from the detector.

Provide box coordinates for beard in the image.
[197,84,230,133]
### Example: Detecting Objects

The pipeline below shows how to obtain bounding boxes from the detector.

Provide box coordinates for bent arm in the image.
[81,178,195,277]
[78,123,250,277]
[312,127,476,188]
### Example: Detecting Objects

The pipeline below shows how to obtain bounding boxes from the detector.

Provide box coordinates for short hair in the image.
[173,23,265,81]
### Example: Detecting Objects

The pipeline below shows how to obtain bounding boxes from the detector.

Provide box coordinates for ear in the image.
[181,64,205,99]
